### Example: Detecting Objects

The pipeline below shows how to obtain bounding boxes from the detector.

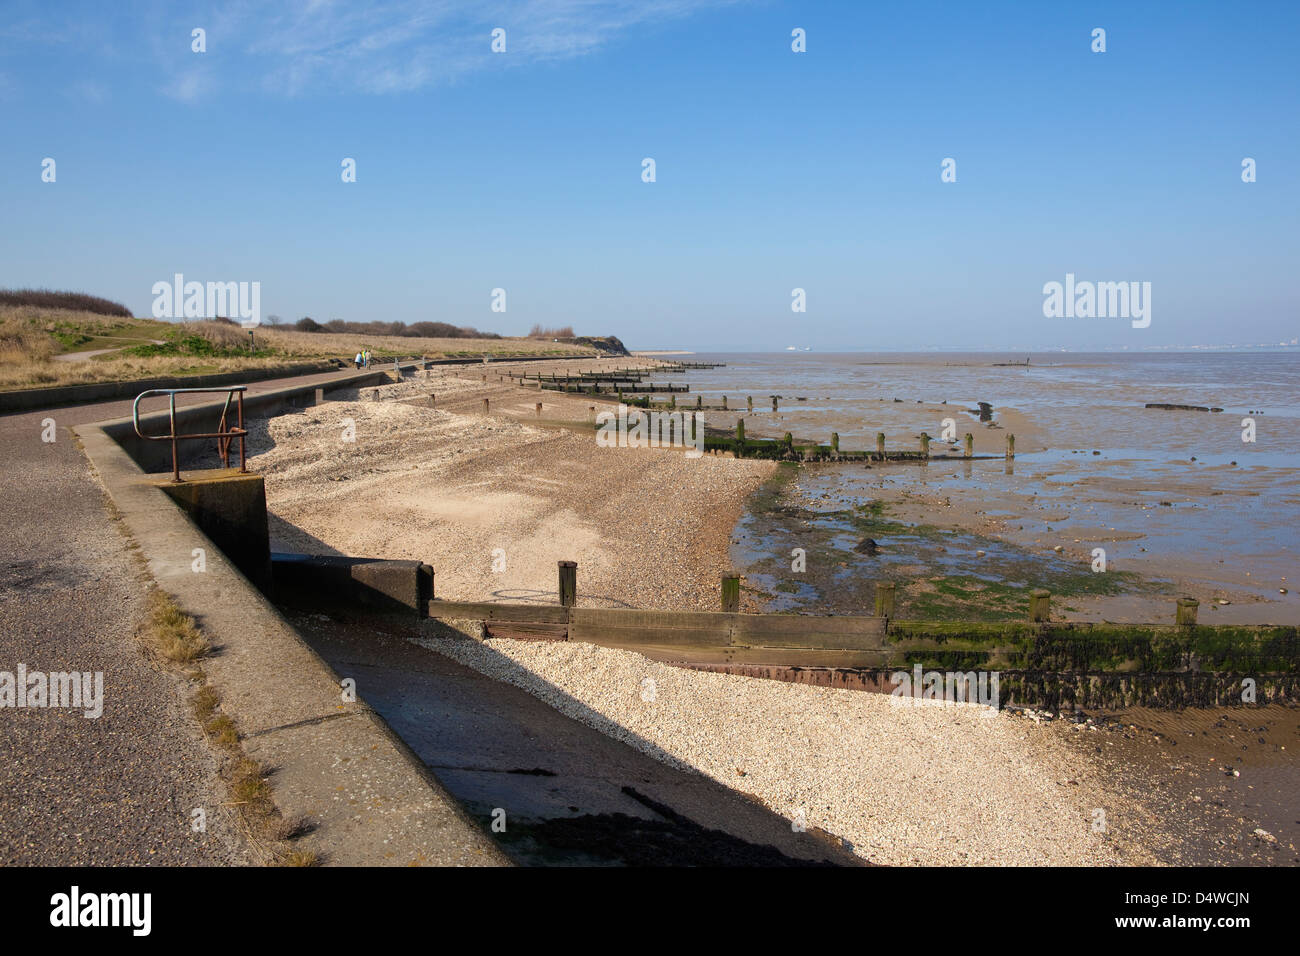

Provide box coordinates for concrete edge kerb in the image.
[73,402,509,866]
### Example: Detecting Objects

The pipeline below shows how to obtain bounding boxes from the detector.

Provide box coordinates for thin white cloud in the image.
[173,0,744,97]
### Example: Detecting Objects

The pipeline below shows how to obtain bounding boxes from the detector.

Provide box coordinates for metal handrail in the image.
[132,386,248,482]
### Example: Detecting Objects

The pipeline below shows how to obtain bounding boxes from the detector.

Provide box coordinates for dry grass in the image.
[140,590,210,662]
[112,505,318,865]
[280,849,320,867]
[0,305,598,390]
[189,670,318,865]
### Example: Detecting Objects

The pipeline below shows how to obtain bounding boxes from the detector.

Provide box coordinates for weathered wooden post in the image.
[1029,588,1051,623]
[589,405,596,422]
[720,575,740,613]
[964,433,974,458]
[535,402,543,417]
[735,418,746,457]
[831,432,839,453]
[669,394,676,408]
[772,396,779,413]
[428,393,436,408]
[721,395,728,410]
[696,395,703,409]
[784,432,794,456]
[875,581,896,619]
[1176,597,1199,626]
[558,561,577,608]
[877,432,886,459]
[747,395,753,412]
[1006,434,1016,459]
[482,397,490,413]
[920,432,930,458]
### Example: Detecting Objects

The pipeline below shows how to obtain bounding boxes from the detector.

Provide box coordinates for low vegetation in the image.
[528,323,576,338]
[292,316,500,338]
[0,295,600,390]
[0,288,132,317]
[135,588,316,865]
[139,590,210,662]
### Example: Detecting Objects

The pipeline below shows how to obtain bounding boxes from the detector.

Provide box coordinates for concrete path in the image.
[53,339,165,362]
[0,366,378,864]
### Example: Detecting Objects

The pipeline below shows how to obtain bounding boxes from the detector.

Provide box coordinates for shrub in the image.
[528,324,575,339]
[0,288,132,317]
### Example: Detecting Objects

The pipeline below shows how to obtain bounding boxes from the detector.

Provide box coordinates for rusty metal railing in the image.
[132,386,248,482]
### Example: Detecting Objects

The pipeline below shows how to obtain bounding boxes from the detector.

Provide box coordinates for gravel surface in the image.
[244,366,775,610]
[0,404,252,865]
[425,633,1158,866]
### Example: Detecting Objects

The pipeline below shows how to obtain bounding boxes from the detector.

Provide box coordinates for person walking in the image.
[354,350,363,369]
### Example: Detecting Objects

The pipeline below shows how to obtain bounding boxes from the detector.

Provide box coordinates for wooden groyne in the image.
[427,574,1299,710]
[1145,403,1224,413]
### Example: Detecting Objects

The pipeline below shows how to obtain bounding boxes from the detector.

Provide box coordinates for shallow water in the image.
[700,352,1297,616]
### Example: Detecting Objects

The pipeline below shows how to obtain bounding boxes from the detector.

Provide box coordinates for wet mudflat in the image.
[1020,703,1299,865]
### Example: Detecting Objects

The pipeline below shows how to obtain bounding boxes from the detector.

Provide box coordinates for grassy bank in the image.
[0,306,600,390]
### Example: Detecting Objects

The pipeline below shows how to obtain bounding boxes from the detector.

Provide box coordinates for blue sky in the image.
[1,0,1296,350]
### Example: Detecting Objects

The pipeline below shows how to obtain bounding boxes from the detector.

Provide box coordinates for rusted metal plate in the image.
[679,662,897,693]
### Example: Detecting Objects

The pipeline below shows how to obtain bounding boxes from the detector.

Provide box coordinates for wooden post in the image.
[314,387,324,405]
[589,405,596,422]
[831,432,839,453]
[877,433,886,459]
[696,395,703,409]
[429,393,436,407]
[772,396,779,413]
[1006,434,1016,459]
[920,432,930,458]
[535,402,543,417]
[1176,597,1199,626]
[721,395,728,410]
[1029,588,1051,623]
[747,396,753,412]
[482,398,490,413]
[720,575,740,613]
[875,581,896,619]
[964,433,974,458]
[784,432,794,455]
[558,561,577,608]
